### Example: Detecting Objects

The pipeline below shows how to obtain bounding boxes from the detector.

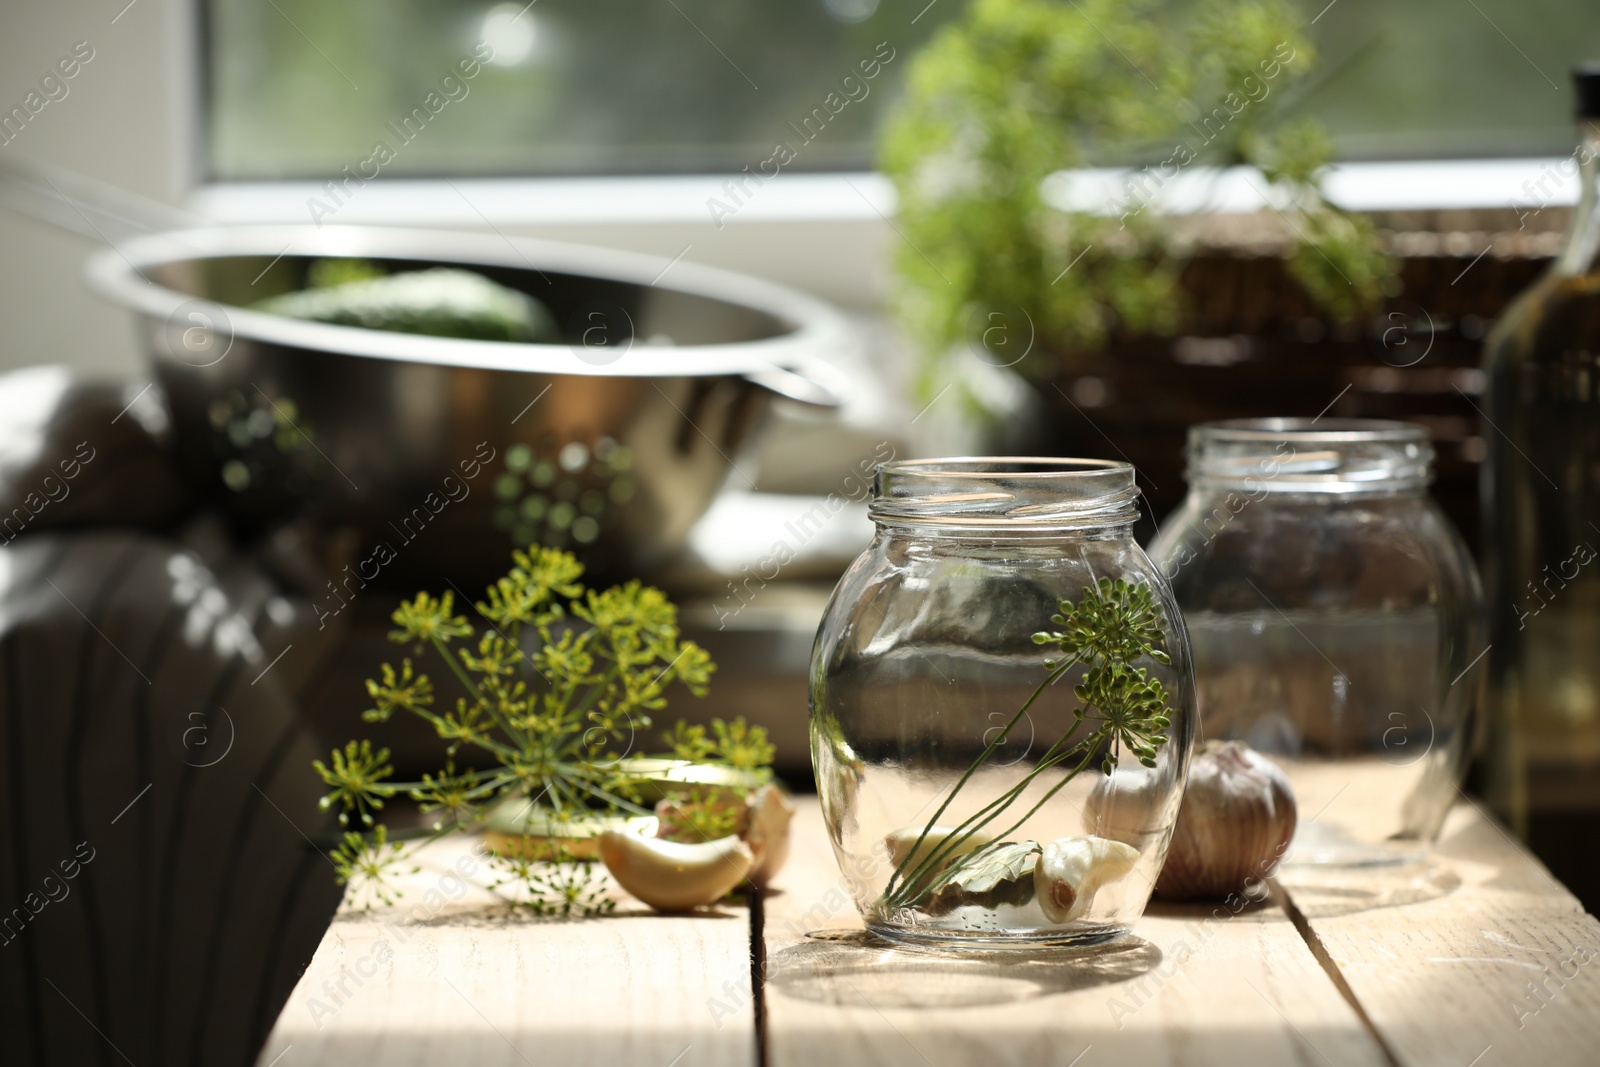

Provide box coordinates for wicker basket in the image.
[1037,208,1566,548]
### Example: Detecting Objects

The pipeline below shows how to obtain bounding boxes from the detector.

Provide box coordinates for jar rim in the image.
[1187,418,1434,493]
[879,457,1134,478]
[1193,418,1430,445]
[871,456,1141,531]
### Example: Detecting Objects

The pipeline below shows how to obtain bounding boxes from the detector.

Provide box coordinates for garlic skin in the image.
[651,783,793,889]
[744,785,795,888]
[1155,740,1297,901]
[598,831,753,912]
[1034,836,1141,924]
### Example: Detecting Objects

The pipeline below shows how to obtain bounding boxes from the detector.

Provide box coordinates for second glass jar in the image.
[1148,419,1483,867]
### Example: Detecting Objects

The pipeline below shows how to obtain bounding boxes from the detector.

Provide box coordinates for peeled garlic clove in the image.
[1155,740,1297,902]
[598,830,753,913]
[1034,835,1141,924]
[744,785,795,888]
[884,825,993,894]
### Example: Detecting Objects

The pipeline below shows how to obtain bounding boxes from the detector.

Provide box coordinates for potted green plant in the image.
[879,0,1393,408]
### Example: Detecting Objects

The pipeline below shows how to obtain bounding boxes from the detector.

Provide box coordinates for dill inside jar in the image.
[810,458,1195,950]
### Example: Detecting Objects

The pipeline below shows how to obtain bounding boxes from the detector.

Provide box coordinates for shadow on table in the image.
[1272,855,1462,920]
[766,931,1162,1009]
[360,901,749,928]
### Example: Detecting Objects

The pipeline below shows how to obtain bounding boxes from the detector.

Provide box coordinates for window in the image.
[203,0,952,180]
[204,0,1600,184]
[1305,0,1600,158]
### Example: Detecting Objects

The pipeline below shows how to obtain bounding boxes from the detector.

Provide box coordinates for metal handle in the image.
[0,155,200,245]
[742,360,843,409]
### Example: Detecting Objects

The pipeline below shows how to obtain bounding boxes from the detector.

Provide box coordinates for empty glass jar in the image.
[1148,420,1483,867]
[810,458,1195,949]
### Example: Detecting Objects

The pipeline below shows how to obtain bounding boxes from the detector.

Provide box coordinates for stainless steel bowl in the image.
[87,225,850,588]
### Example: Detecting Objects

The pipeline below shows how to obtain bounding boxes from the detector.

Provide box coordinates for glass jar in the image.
[1148,420,1483,867]
[810,458,1195,950]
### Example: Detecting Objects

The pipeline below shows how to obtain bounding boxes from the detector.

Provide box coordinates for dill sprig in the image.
[880,577,1173,912]
[314,545,771,913]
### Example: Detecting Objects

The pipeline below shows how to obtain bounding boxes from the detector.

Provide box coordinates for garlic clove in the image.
[598,830,753,913]
[744,784,796,888]
[884,825,994,895]
[1155,739,1297,902]
[1034,835,1141,924]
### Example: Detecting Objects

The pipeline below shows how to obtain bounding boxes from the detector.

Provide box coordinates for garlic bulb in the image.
[1034,835,1140,924]
[1155,740,1297,901]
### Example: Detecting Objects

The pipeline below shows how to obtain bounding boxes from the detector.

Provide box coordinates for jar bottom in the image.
[1283,846,1429,868]
[865,920,1133,953]
[1285,821,1430,868]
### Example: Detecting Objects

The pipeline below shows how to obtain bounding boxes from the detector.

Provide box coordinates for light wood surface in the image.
[760,803,1388,1067]
[253,837,755,1067]
[258,789,1600,1067]
[1276,798,1600,1067]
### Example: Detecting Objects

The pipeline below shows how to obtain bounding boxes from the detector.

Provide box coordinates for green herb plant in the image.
[881,0,1394,405]
[880,577,1174,914]
[315,545,773,915]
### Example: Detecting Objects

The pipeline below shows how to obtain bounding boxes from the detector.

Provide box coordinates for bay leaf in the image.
[923,840,1041,915]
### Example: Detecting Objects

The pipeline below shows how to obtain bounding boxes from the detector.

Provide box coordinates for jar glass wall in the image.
[810,459,1196,950]
[1148,420,1483,867]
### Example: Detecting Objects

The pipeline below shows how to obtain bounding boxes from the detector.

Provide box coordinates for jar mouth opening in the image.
[872,456,1140,530]
[1196,418,1430,445]
[1187,418,1434,494]
[880,457,1134,477]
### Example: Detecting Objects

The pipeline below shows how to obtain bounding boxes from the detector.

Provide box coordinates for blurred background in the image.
[4,0,1599,862]
[4,0,1600,833]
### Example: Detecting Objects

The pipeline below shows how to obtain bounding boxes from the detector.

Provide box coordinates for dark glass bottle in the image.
[1481,65,1600,907]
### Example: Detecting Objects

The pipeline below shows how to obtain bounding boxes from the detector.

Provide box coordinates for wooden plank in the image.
[762,800,1389,1067]
[1276,795,1600,1067]
[255,836,756,1067]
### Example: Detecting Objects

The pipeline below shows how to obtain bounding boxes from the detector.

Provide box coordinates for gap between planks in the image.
[1270,794,1600,1067]
[1270,875,1407,1067]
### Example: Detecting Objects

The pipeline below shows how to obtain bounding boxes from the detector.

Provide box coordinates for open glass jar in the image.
[1148,420,1483,867]
[810,458,1195,950]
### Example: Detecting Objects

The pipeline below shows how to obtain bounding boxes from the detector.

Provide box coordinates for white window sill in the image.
[182,159,1575,312]
[188,173,899,228]
[1044,158,1578,216]
[188,158,1577,229]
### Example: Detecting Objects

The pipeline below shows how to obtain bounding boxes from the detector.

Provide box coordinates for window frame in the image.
[181,0,1582,307]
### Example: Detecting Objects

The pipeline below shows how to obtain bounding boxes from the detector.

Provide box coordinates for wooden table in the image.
[257,797,1600,1067]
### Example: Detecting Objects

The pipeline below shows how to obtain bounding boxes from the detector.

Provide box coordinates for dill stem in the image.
[433,634,530,750]
[978,743,1101,848]
[884,723,1102,909]
[882,654,1078,901]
